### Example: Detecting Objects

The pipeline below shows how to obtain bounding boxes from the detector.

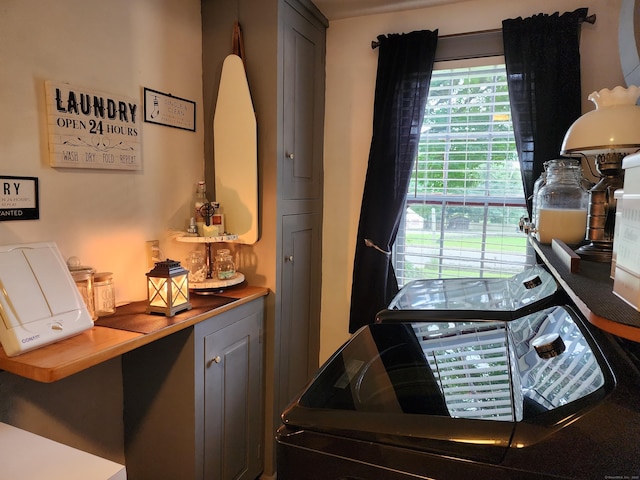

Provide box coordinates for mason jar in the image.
[535,159,588,245]
[213,249,236,280]
[68,262,97,321]
[531,162,548,233]
[185,250,207,283]
[93,272,115,317]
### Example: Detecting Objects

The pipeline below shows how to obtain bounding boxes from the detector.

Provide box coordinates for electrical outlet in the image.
[146,240,160,269]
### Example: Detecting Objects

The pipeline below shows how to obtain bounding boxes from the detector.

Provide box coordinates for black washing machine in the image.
[277,265,640,479]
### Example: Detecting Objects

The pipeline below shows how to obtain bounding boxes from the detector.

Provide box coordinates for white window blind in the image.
[415,322,516,421]
[410,306,606,422]
[394,64,532,285]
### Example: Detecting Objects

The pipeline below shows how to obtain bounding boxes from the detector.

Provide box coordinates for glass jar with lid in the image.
[530,161,549,233]
[213,249,236,280]
[67,257,97,321]
[185,250,207,283]
[535,159,588,245]
[93,272,115,317]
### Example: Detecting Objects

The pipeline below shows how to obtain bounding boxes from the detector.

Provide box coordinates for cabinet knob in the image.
[285,255,294,262]
[209,356,222,366]
[286,152,295,160]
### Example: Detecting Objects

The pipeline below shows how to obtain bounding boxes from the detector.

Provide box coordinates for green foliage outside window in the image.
[396,65,530,283]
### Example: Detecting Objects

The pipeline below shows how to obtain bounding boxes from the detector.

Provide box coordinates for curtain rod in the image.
[370,13,596,49]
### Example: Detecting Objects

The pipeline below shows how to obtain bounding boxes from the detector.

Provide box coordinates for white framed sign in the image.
[45,81,142,170]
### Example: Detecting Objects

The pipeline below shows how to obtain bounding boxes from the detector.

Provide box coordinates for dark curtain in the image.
[503,8,588,218]
[348,30,438,333]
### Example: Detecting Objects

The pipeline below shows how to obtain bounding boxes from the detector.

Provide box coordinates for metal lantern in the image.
[146,259,192,316]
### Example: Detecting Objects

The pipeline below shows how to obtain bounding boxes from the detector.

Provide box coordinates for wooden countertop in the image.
[531,238,640,342]
[0,284,269,383]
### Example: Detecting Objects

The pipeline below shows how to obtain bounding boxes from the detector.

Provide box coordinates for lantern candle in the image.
[146,259,192,316]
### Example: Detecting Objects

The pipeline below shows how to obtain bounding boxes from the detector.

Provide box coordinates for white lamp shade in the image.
[561,86,640,155]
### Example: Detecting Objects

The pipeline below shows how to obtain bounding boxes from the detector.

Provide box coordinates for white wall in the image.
[320,0,626,362]
[0,0,204,305]
[0,0,204,461]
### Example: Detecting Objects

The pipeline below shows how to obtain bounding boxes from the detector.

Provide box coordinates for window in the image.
[394,63,532,285]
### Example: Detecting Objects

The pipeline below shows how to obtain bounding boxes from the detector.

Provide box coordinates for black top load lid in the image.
[378,264,558,322]
[281,295,609,464]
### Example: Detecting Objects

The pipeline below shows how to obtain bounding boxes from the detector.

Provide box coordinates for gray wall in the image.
[0,358,125,463]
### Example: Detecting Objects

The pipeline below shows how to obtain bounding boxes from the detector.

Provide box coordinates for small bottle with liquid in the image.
[186,217,198,236]
[194,181,208,236]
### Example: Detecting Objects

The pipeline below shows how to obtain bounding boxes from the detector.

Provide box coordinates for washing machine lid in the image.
[282,321,514,463]
[380,265,558,322]
[282,304,608,464]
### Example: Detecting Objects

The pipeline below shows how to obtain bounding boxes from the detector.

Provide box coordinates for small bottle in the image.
[186,217,198,236]
[194,181,208,236]
[213,249,236,280]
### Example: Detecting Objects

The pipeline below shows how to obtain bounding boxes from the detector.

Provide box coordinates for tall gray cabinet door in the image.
[282,0,325,201]
[204,311,262,480]
[280,213,322,404]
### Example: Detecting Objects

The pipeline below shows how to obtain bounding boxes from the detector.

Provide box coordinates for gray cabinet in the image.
[280,213,322,403]
[282,1,325,202]
[201,0,326,475]
[203,311,263,479]
[122,299,264,480]
[277,0,325,412]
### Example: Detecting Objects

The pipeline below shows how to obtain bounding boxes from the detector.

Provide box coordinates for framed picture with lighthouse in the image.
[143,87,196,132]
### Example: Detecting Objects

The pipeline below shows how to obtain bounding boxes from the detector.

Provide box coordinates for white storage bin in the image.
[613,265,640,311]
[622,152,640,195]
[0,422,126,480]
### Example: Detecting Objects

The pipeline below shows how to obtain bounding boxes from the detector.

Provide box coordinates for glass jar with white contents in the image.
[535,159,588,245]
[185,250,207,284]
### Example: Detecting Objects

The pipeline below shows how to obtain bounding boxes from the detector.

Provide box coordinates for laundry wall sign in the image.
[45,81,142,170]
[143,88,196,132]
[0,176,39,221]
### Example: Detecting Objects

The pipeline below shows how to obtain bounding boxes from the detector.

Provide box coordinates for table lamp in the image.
[561,85,640,262]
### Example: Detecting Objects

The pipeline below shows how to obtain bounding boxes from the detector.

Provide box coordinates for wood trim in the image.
[531,238,640,342]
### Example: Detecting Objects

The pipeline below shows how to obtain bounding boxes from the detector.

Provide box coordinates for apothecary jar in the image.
[535,159,588,246]
[213,249,236,280]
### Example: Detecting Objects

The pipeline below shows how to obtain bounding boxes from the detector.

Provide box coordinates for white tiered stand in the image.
[176,234,245,291]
